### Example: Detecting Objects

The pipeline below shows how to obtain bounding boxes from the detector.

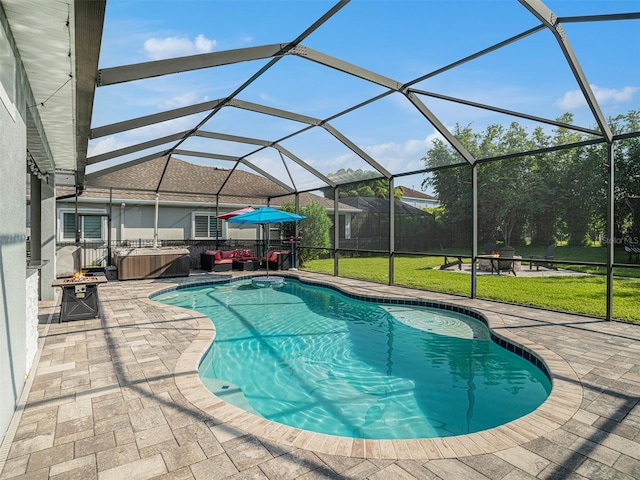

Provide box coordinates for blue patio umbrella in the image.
[228,207,306,275]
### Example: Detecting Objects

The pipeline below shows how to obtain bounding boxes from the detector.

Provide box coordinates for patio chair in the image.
[483,242,498,255]
[530,244,557,271]
[496,246,517,276]
[625,243,640,263]
[261,250,291,270]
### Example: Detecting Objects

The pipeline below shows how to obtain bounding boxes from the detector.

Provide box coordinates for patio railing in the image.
[56,239,277,271]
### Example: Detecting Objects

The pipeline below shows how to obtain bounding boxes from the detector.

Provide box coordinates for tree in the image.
[477,122,531,246]
[422,123,532,247]
[281,201,332,262]
[421,115,631,248]
[323,168,402,199]
[607,110,640,239]
[560,144,605,245]
[421,126,475,246]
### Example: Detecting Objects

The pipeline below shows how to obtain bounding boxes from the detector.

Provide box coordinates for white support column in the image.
[40,176,56,301]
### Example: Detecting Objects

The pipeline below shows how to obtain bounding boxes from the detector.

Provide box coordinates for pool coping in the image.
[151,273,583,460]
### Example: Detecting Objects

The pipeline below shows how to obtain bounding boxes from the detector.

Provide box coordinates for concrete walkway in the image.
[1,271,639,479]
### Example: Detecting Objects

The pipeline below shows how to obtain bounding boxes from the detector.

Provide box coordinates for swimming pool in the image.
[155,278,551,439]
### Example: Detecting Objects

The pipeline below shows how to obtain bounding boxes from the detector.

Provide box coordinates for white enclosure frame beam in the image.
[518,0,613,141]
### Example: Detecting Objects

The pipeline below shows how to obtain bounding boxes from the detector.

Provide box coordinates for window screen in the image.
[194,214,222,238]
[83,216,102,240]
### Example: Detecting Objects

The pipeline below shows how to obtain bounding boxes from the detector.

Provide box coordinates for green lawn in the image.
[302,251,640,323]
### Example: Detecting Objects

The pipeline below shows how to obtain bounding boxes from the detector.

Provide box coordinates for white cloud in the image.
[259,92,278,103]
[308,130,445,178]
[158,91,204,109]
[555,84,638,110]
[87,136,129,157]
[88,115,209,163]
[364,132,442,172]
[135,115,206,139]
[143,34,217,60]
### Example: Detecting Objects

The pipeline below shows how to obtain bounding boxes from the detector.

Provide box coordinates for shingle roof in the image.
[85,156,291,199]
[68,157,356,211]
[397,185,438,201]
[340,197,432,215]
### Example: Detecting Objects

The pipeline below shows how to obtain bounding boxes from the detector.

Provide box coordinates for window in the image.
[59,210,106,241]
[192,213,224,239]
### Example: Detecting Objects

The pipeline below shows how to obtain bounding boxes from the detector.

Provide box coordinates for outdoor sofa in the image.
[201,249,259,272]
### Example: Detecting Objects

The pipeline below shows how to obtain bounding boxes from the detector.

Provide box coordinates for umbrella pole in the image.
[265,223,270,278]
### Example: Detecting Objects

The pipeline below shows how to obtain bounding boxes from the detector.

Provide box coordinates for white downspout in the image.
[120,203,126,241]
[153,193,159,248]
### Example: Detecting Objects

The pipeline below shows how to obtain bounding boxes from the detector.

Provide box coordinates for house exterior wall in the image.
[120,203,172,240]
[56,200,262,243]
[400,196,439,209]
[0,9,29,441]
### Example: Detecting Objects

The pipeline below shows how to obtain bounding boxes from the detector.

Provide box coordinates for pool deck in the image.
[1,270,639,479]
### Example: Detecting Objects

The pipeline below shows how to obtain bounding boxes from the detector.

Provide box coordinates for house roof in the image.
[339,197,433,216]
[62,157,356,211]
[85,156,292,199]
[397,186,438,202]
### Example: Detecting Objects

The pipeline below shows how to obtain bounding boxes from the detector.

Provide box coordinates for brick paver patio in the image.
[1,271,639,479]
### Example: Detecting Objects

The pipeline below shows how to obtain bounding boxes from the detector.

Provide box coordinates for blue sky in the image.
[89,0,640,193]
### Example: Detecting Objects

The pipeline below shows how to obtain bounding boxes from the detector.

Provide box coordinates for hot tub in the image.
[115,247,190,280]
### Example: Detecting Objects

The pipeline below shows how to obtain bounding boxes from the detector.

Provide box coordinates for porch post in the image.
[40,175,56,300]
[108,188,112,265]
[334,186,339,277]
[389,177,395,285]
[294,193,300,269]
[215,196,219,249]
[471,163,478,299]
[30,173,41,266]
[606,142,615,320]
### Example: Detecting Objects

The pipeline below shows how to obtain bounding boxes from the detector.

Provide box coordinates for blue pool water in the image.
[155,279,551,439]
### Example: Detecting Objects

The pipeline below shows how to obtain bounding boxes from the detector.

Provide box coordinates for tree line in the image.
[422,110,640,247]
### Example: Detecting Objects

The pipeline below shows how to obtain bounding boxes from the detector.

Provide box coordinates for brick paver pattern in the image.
[1,271,640,479]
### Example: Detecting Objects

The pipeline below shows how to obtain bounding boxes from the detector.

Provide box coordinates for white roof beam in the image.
[172,149,294,193]
[228,99,322,125]
[90,99,226,138]
[404,25,545,89]
[195,130,334,187]
[409,88,603,137]
[97,44,287,86]
[237,159,295,193]
[288,45,401,90]
[194,130,271,147]
[172,150,238,162]
[87,131,191,165]
[86,152,165,180]
[272,145,335,188]
[223,99,392,180]
[405,91,476,166]
[321,123,392,178]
